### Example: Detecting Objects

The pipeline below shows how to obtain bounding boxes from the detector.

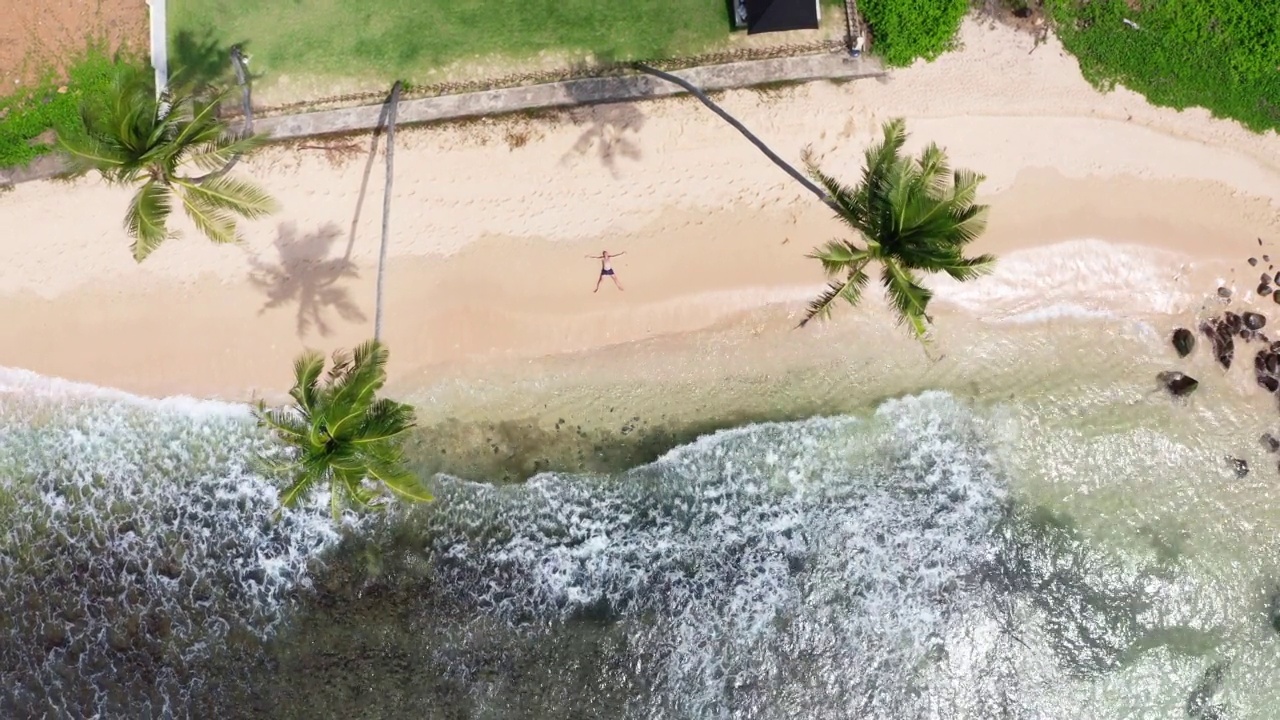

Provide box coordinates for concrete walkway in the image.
[1,53,885,185]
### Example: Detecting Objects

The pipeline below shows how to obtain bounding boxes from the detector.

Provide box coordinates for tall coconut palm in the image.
[59,61,275,262]
[254,339,431,519]
[798,120,993,335]
[633,65,994,337]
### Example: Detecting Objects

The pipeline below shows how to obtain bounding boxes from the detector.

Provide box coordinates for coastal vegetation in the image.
[58,64,275,261]
[862,0,969,66]
[254,340,431,519]
[1048,0,1280,133]
[0,46,126,168]
[634,65,993,335]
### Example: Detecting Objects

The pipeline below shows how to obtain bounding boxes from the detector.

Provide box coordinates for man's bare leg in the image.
[611,275,624,291]
[594,275,604,293]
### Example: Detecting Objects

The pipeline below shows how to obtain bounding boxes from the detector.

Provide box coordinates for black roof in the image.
[745,0,820,34]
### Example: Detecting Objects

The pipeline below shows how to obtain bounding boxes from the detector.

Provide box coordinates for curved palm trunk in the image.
[632,63,836,210]
[374,81,403,342]
[188,46,255,184]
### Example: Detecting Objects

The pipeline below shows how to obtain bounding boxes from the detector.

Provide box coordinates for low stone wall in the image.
[261,54,883,141]
[0,53,884,186]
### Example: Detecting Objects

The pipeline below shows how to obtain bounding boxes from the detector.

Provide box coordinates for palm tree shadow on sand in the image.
[246,222,367,337]
[559,60,646,176]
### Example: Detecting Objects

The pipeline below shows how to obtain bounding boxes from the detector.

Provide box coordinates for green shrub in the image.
[1048,0,1280,132]
[0,47,129,168]
[862,0,969,67]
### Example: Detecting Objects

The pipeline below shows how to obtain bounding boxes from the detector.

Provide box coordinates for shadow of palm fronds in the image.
[559,59,646,176]
[247,222,367,338]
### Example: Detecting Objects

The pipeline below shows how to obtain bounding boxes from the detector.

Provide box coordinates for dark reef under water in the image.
[1,392,1271,718]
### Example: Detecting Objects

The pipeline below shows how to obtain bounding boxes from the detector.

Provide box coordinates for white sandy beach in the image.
[1,19,1279,402]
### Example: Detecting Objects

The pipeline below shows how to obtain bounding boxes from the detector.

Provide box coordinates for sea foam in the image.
[929,239,1197,323]
[0,374,337,717]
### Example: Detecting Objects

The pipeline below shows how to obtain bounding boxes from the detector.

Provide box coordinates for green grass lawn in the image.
[168,0,745,90]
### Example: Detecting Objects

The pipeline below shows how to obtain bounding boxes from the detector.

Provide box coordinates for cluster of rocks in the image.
[1159,246,1280,478]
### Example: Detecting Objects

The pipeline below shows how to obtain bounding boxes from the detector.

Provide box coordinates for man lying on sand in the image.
[587,250,625,293]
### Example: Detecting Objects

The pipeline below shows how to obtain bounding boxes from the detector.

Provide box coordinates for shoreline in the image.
[0,20,1279,403]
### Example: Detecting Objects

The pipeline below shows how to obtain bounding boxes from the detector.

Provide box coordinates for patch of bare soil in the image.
[975,0,1051,47]
[0,0,148,90]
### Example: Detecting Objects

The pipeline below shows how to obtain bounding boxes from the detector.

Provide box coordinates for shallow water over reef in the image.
[3,378,1280,718]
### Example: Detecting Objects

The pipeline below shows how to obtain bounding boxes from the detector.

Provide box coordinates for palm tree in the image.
[59,60,275,262]
[798,120,993,335]
[254,339,431,519]
[632,65,994,337]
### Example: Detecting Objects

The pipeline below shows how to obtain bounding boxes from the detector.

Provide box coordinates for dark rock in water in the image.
[1258,284,1272,296]
[1200,320,1235,369]
[1185,660,1230,720]
[1270,588,1280,633]
[1274,291,1280,305]
[1245,312,1267,330]
[1257,374,1278,393]
[1171,328,1195,357]
[1224,312,1243,331]
[1240,328,1254,341]
[1257,349,1280,390]
[1218,286,1233,299]
[1249,257,1259,266]
[1262,433,1280,452]
[1228,457,1249,478]
[1218,336,1236,369]
[1157,371,1199,397]
[1271,341,1280,353]
[1264,273,1274,285]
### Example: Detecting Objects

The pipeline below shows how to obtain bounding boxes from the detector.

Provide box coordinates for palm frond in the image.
[938,253,997,281]
[914,143,951,195]
[799,260,870,328]
[861,118,907,190]
[351,398,417,444]
[278,470,320,510]
[176,175,276,219]
[326,340,391,437]
[950,169,985,209]
[255,405,310,447]
[174,183,239,244]
[341,477,382,511]
[881,261,933,338]
[366,460,434,503]
[804,159,866,230]
[58,131,132,177]
[167,94,230,153]
[806,239,869,276]
[289,351,326,414]
[184,134,271,172]
[325,347,355,385]
[124,181,174,262]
